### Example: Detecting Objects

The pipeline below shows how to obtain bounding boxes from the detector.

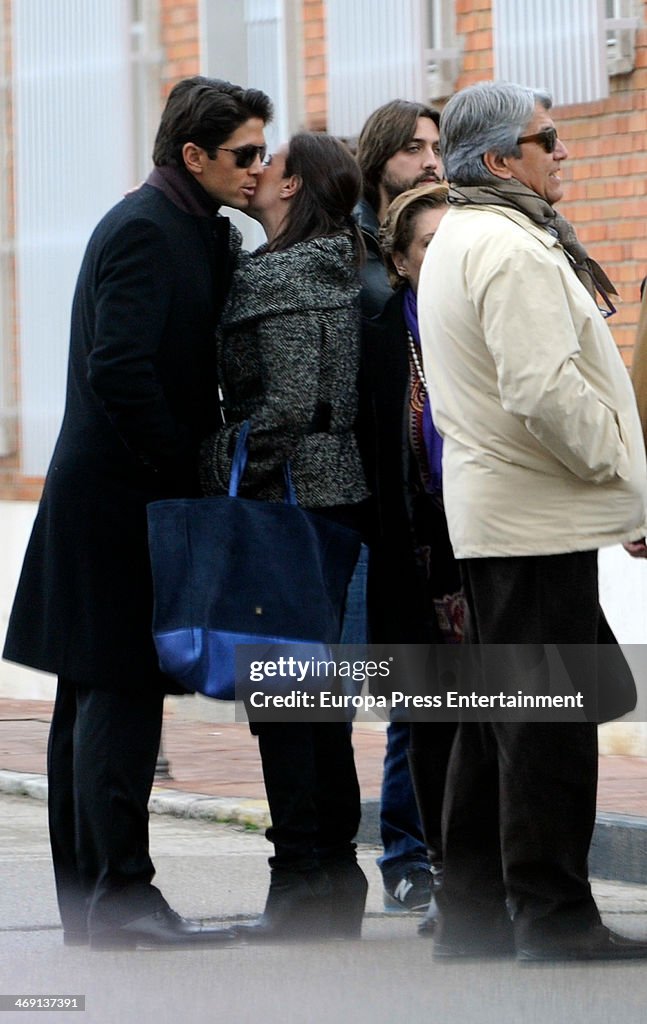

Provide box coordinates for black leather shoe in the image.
[63,929,88,947]
[517,926,647,963]
[433,917,516,960]
[89,907,239,950]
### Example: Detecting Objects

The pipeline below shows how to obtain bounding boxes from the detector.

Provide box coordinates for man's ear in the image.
[182,142,205,176]
[280,174,301,199]
[482,149,514,181]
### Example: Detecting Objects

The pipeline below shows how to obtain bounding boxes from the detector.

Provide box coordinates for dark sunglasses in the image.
[516,127,558,154]
[572,262,617,319]
[215,143,267,168]
[596,285,617,319]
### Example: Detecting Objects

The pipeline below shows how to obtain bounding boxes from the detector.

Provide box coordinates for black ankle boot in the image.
[318,846,368,939]
[236,867,333,942]
[325,859,368,939]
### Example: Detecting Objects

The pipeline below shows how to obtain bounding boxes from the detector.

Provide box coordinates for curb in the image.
[591,811,647,886]
[356,798,647,887]
[2,770,646,886]
[148,788,271,829]
[0,769,271,831]
[0,770,48,801]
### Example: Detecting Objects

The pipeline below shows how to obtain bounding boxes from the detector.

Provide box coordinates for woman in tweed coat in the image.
[201,132,369,941]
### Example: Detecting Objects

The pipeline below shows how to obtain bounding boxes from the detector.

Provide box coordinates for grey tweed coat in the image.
[200,232,369,508]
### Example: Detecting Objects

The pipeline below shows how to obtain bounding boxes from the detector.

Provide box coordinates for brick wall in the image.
[159,0,200,94]
[556,87,647,362]
[302,0,647,366]
[4,0,647,497]
[303,0,327,130]
[455,0,495,86]
[453,0,647,367]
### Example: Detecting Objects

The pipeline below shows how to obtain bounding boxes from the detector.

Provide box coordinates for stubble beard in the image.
[382,170,442,203]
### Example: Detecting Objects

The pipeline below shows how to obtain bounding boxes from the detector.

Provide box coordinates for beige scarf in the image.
[448,180,618,303]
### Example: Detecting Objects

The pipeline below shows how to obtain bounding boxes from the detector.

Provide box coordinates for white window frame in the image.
[605,0,641,76]
[425,0,461,101]
[130,0,163,181]
[493,0,610,106]
[0,11,16,457]
[12,0,161,477]
[0,16,14,454]
[200,0,302,249]
[326,0,428,139]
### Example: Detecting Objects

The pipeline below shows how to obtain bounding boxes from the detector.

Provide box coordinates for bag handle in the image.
[228,421,298,505]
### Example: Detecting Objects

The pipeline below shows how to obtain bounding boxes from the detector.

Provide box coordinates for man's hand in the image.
[623,539,647,559]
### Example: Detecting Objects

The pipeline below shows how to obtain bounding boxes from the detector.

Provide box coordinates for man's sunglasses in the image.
[516,127,559,154]
[215,144,267,168]
[573,263,618,319]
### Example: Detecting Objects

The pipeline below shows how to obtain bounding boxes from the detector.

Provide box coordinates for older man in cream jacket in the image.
[418,81,647,963]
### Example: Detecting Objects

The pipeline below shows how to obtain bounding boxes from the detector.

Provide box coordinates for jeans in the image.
[340,544,369,645]
[377,721,429,883]
[341,546,429,882]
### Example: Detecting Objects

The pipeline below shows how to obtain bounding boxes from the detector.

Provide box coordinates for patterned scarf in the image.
[403,285,444,493]
[448,180,618,302]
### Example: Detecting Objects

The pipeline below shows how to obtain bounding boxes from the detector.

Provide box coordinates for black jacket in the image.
[3,182,234,690]
[200,233,368,509]
[358,289,447,643]
[353,198,393,318]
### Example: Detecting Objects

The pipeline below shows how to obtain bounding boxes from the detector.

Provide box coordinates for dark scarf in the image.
[448,180,618,302]
[403,285,444,493]
[146,165,220,218]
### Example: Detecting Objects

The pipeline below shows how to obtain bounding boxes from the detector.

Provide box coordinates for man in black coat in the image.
[3,76,272,949]
[352,99,444,921]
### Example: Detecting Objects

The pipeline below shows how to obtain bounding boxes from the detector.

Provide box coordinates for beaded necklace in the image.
[407,330,427,393]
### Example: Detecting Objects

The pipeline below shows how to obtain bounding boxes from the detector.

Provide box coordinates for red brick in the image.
[303,3,324,21]
[304,19,324,40]
[305,56,325,78]
[9,0,647,499]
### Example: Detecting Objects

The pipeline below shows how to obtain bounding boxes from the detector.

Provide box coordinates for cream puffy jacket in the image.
[418,204,647,558]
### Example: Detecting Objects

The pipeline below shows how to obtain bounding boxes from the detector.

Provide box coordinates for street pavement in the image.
[2,696,647,885]
[2,793,647,1024]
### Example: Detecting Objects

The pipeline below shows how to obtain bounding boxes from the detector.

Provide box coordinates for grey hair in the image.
[440,81,553,186]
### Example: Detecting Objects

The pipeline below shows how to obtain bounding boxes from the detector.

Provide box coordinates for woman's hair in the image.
[356,100,440,213]
[153,76,273,167]
[379,182,449,288]
[440,81,552,186]
[269,132,364,259]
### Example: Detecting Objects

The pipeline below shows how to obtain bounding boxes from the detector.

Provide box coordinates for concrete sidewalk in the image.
[4,792,647,1024]
[1,695,647,883]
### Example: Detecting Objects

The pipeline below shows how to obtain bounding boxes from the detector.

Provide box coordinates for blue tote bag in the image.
[146,423,361,699]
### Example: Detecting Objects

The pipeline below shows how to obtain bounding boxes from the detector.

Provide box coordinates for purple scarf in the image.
[403,286,444,492]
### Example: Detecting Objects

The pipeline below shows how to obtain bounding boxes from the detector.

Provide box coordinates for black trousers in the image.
[47,679,167,935]
[253,721,361,871]
[407,721,458,868]
[250,502,364,874]
[438,551,606,948]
